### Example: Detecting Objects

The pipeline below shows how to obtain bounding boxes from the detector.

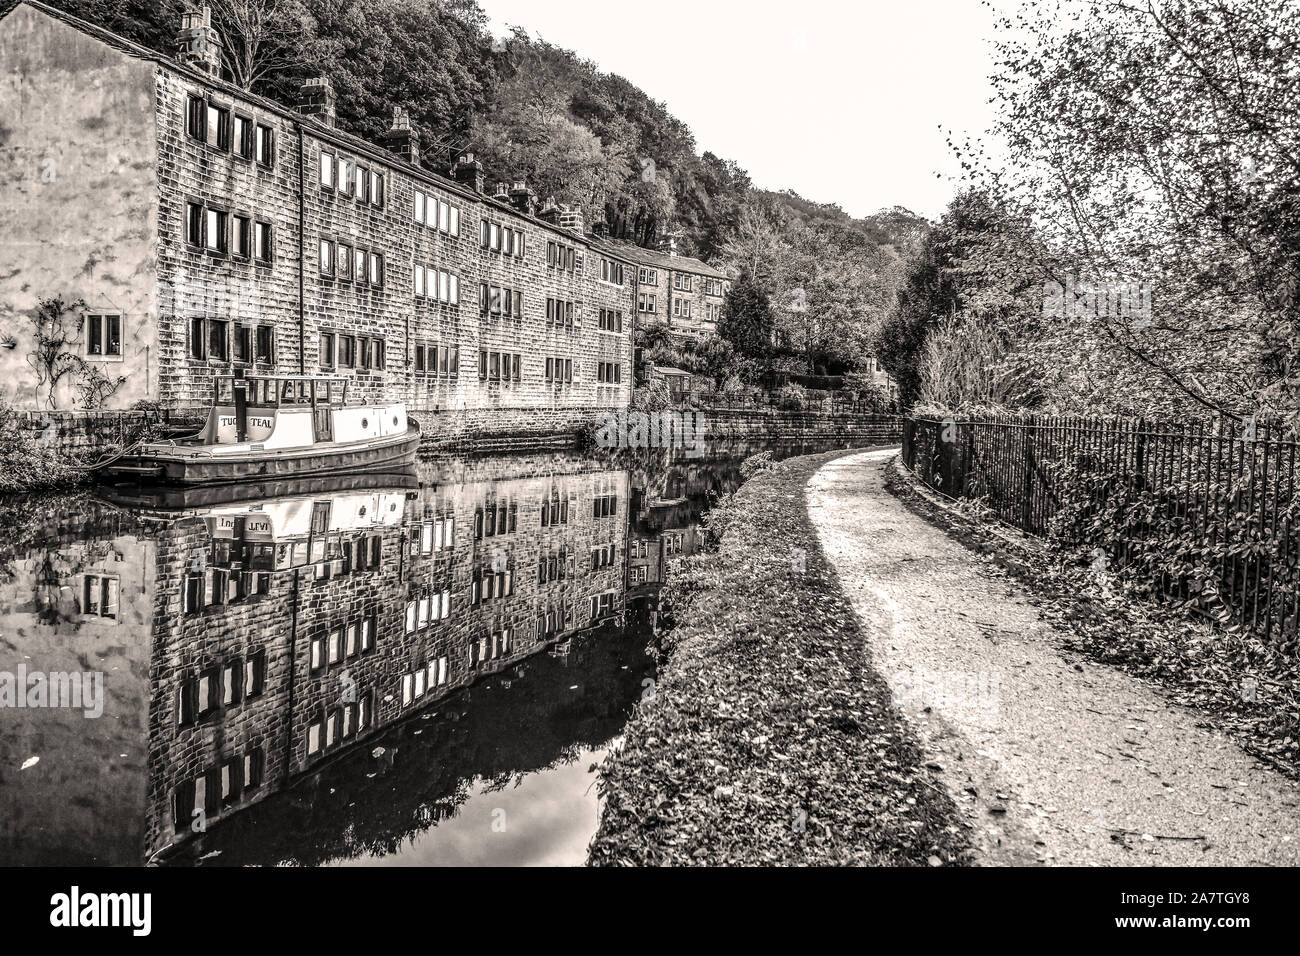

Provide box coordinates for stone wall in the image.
[13,408,202,461]
[0,5,160,410]
[700,410,903,445]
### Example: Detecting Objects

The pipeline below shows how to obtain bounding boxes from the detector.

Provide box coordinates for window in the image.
[338,156,353,197]
[339,334,356,368]
[208,319,229,361]
[255,123,274,166]
[205,102,230,151]
[319,150,335,190]
[186,95,205,141]
[370,171,384,207]
[254,221,273,263]
[319,238,335,276]
[233,114,252,159]
[255,325,275,364]
[638,293,656,313]
[599,258,625,285]
[320,332,335,369]
[82,574,119,618]
[639,267,658,286]
[357,166,370,202]
[233,214,251,259]
[204,208,228,254]
[185,201,203,248]
[245,651,265,699]
[369,252,384,286]
[86,314,122,357]
[414,189,427,225]
[186,96,230,151]
[353,247,367,285]
[189,317,205,360]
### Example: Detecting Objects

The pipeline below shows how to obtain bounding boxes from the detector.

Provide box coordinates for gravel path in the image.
[808,449,1300,866]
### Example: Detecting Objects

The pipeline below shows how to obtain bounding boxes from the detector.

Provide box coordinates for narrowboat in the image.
[98,374,420,484]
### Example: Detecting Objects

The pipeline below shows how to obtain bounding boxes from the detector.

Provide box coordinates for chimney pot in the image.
[176,3,223,76]
[297,75,336,127]
[380,106,420,164]
[452,153,485,194]
[508,180,537,217]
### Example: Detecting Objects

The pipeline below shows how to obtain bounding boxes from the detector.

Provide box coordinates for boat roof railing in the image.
[212,374,353,406]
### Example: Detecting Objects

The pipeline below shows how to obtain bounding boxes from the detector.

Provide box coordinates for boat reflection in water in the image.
[0,438,832,866]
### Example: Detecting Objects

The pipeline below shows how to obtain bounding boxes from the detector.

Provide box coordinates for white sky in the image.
[480,0,1003,222]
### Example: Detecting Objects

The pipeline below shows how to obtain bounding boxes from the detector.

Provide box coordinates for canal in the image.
[0,437,849,866]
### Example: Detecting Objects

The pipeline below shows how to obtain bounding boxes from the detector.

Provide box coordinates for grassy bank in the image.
[588,449,970,866]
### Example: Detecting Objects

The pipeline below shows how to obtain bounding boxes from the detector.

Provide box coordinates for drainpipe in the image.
[297,124,306,375]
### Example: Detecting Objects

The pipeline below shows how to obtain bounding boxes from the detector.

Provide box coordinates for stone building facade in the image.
[0,1,636,424]
[612,240,732,339]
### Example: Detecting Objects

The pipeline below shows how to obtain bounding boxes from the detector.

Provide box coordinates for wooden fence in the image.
[901,415,1300,646]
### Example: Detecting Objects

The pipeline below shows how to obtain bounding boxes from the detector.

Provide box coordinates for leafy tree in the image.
[877,190,1044,411]
[717,270,774,359]
[970,0,1300,422]
[208,0,319,90]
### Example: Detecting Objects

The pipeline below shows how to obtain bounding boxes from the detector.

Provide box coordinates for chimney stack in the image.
[491,181,510,201]
[508,181,537,217]
[657,232,679,257]
[452,151,485,194]
[380,107,420,165]
[297,75,336,127]
[557,203,584,236]
[176,4,222,76]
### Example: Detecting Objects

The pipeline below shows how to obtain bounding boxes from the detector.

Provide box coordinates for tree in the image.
[971,0,1300,421]
[717,270,774,359]
[877,190,1044,411]
[207,0,318,90]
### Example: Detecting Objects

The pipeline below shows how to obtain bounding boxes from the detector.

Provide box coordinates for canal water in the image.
[0,437,847,866]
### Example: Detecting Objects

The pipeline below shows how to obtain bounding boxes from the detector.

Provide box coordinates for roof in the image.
[602,240,731,280]
[652,366,692,377]
[0,0,623,253]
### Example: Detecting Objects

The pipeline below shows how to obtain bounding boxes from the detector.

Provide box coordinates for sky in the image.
[479,0,1003,222]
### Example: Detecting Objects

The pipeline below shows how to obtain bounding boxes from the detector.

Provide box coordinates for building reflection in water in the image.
[0,439,821,866]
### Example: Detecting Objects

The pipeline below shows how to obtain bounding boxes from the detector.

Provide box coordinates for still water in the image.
[0,438,843,866]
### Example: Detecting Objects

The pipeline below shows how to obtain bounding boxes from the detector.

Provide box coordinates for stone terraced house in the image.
[0,1,637,434]
[612,239,732,339]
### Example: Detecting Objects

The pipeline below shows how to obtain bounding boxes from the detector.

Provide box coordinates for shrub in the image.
[776,383,807,411]
[632,380,672,413]
[0,401,83,494]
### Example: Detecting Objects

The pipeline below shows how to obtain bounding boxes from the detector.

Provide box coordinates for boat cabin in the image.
[197,374,408,450]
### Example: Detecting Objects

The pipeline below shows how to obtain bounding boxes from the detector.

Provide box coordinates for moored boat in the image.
[98,374,420,484]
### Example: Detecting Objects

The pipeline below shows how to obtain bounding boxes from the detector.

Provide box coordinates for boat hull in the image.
[100,422,421,486]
